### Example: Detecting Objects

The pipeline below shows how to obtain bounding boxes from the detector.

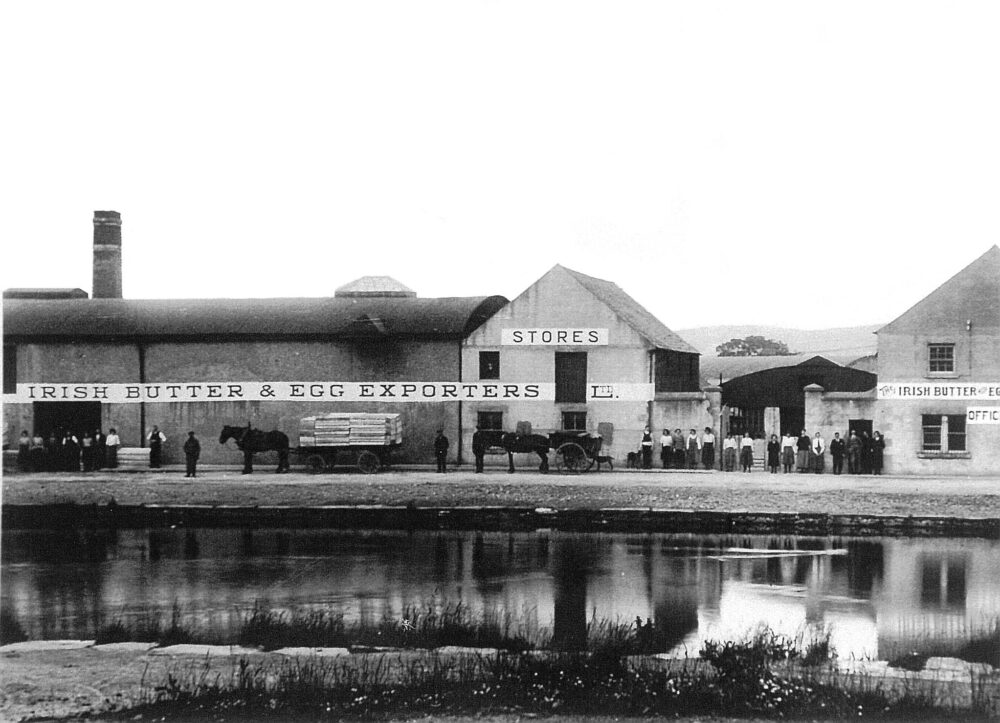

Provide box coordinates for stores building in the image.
[461,265,716,464]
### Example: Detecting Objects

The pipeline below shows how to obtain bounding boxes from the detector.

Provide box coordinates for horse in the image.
[478,431,550,473]
[219,424,290,474]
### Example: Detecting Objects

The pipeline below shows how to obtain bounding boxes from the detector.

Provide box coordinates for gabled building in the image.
[461,265,717,463]
[875,245,1000,474]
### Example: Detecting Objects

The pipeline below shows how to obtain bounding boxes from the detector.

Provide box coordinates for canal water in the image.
[2,528,997,661]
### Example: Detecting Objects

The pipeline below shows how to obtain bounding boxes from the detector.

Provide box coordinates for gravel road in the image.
[4,467,999,519]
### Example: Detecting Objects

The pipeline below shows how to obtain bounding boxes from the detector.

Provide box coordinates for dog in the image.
[595,454,614,471]
[625,451,640,469]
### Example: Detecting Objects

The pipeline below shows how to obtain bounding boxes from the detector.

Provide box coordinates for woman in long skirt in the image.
[740,434,754,472]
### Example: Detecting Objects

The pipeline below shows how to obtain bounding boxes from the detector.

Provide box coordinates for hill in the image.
[675,324,881,358]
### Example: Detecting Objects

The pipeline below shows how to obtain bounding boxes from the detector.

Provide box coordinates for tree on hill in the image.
[716,335,794,357]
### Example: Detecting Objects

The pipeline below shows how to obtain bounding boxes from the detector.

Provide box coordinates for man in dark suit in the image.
[184,431,201,478]
[434,429,449,473]
[472,426,486,473]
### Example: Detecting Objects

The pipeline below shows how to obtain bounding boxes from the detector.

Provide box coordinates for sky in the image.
[2,1,999,330]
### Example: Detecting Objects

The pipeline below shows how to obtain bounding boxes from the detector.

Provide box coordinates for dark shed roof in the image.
[2,295,510,341]
[721,356,877,409]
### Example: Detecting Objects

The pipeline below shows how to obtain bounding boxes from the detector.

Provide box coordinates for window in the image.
[477,411,503,431]
[2,345,14,394]
[479,351,500,380]
[654,350,701,392]
[928,344,955,374]
[922,414,966,453]
[562,411,587,431]
[922,414,942,451]
[555,352,587,403]
[947,414,966,452]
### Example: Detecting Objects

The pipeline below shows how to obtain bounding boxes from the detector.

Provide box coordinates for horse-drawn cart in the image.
[478,429,604,473]
[549,430,603,473]
[295,413,402,474]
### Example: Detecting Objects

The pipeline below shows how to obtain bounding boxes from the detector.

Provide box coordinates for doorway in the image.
[848,419,873,439]
[33,402,102,438]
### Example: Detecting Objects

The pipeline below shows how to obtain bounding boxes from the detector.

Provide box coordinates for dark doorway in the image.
[33,402,102,438]
[555,352,587,403]
[780,407,805,436]
[848,419,873,439]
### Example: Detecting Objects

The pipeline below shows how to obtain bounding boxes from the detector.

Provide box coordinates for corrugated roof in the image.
[2,295,509,340]
[560,266,699,354]
[878,245,1000,335]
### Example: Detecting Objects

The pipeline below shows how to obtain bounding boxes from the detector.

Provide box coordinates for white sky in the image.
[2,1,998,330]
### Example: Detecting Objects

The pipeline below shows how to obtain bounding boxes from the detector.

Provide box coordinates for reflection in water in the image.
[2,528,997,659]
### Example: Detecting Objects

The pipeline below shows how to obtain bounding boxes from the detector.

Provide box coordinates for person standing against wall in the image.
[781,432,796,473]
[17,431,31,472]
[93,429,106,470]
[659,428,673,469]
[767,434,780,473]
[739,433,755,472]
[62,429,80,472]
[105,428,121,469]
[30,432,45,471]
[640,427,653,469]
[672,428,686,469]
[796,430,811,473]
[183,431,201,478]
[701,427,716,470]
[80,430,95,472]
[829,432,846,475]
[723,433,737,472]
[434,429,449,473]
[846,431,862,474]
[872,432,886,475]
[472,426,486,473]
[860,431,874,474]
[148,425,166,469]
[811,432,826,474]
[685,429,700,469]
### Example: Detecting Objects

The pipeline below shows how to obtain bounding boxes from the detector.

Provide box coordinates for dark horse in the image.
[479,431,550,473]
[219,424,290,474]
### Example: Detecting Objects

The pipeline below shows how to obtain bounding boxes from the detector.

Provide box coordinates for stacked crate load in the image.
[298,413,402,447]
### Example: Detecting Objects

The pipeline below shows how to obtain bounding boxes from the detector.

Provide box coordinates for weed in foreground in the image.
[108,627,994,721]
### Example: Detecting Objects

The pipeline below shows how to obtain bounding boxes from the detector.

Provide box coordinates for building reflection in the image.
[2,528,997,660]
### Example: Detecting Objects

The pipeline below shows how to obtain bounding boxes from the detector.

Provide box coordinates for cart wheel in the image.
[557,442,588,474]
[357,450,380,474]
[305,454,326,474]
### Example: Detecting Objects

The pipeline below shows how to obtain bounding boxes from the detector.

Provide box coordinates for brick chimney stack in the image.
[92,210,122,298]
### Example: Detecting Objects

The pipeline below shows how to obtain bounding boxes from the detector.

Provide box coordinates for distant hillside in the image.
[675,324,881,358]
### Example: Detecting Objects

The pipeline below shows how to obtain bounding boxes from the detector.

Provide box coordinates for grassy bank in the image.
[102,630,996,721]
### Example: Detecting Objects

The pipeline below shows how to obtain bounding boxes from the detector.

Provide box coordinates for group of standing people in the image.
[16,427,121,472]
[651,427,717,470]
[765,429,885,475]
[641,426,887,475]
[14,424,204,475]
